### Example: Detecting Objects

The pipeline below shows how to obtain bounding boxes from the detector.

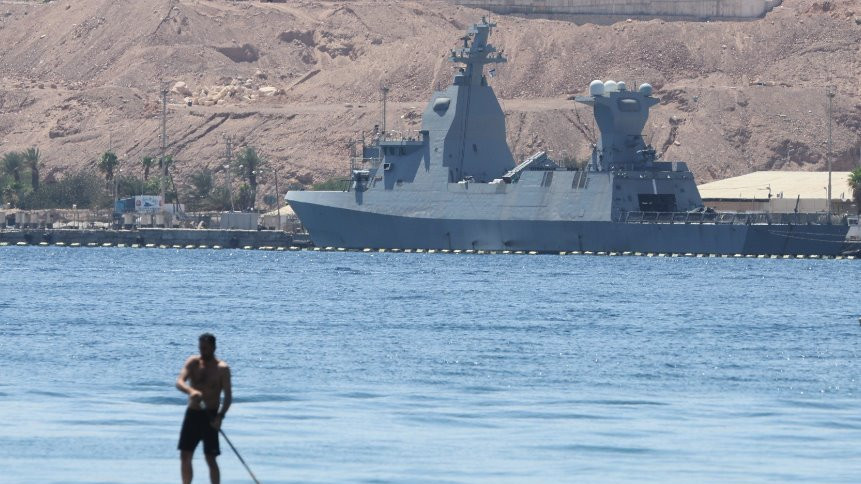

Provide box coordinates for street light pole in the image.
[826,86,835,218]
[160,87,169,208]
[224,136,235,212]
[274,167,282,232]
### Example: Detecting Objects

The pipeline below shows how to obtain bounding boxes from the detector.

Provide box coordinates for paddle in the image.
[218,427,261,484]
[201,401,261,484]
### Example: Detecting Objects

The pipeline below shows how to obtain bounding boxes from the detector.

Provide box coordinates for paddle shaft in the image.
[219,427,261,484]
[200,401,261,483]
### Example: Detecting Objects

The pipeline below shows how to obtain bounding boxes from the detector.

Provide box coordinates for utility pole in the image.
[160,87,169,207]
[826,85,835,218]
[224,135,235,212]
[274,166,282,232]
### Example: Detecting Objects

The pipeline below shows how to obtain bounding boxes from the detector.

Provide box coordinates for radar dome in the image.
[604,80,618,93]
[589,80,604,96]
[638,83,653,96]
[617,81,627,91]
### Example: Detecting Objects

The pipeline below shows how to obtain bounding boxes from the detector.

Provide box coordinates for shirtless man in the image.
[176,333,232,484]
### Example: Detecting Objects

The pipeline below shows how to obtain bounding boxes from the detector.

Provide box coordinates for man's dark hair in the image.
[199,333,216,349]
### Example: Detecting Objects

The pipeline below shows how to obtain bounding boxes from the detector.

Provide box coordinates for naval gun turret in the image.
[575,81,659,172]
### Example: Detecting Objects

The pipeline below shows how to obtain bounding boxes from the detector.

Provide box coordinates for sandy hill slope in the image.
[0,0,859,193]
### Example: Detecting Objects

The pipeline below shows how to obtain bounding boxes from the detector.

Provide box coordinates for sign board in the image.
[135,195,163,213]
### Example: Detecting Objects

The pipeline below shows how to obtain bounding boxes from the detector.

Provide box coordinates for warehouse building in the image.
[697,171,855,214]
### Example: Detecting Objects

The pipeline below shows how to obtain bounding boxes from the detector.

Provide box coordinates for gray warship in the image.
[286,18,859,256]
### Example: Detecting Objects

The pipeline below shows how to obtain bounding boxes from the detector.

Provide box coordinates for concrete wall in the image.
[0,229,301,248]
[456,0,782,21]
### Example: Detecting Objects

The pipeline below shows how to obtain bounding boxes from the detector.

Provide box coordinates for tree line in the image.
[1,146,280,212]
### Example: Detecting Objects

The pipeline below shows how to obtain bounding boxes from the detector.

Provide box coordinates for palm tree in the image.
[23,147,41,190]
[98,151,119,182]
[2,151,24,184]
[141,156,155,181]
[849,168,861,213]
[235,147,264,210]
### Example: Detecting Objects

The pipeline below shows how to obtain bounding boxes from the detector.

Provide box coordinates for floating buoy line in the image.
[0,240,856,260]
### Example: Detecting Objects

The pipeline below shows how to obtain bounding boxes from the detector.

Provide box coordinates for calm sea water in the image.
[0,247,859,483]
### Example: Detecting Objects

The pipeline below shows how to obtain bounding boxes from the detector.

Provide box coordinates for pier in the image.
[0,228,308,250]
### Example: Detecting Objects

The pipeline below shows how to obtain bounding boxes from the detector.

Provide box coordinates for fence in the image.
[616,211,847,226]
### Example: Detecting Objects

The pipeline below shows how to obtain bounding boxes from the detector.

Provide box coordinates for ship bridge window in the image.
[618,98,640,112]
[638,194,677,212]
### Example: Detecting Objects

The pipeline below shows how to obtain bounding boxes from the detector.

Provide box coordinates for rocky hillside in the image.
[0,0,859,193]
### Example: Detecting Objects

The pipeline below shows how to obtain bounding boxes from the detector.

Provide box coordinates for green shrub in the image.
[311,177,350,191]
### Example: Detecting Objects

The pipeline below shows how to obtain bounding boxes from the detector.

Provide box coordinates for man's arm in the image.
[218,365,232,418]
[175,357,202,401]
[212,365,232,430]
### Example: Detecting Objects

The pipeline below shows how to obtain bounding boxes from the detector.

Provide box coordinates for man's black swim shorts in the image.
[178,408,220,456]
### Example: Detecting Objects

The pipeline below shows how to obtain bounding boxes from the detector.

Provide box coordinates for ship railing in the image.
[617,211,848,226]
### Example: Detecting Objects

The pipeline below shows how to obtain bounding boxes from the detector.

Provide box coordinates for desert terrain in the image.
[0,0,859,194]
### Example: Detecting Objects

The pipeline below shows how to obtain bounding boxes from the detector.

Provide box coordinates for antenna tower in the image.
[380,84,390,140]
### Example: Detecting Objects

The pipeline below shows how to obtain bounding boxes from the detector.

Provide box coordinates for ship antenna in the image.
[380,83,390,141]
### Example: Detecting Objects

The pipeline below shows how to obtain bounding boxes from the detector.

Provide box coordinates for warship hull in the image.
[289,199,854,255]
